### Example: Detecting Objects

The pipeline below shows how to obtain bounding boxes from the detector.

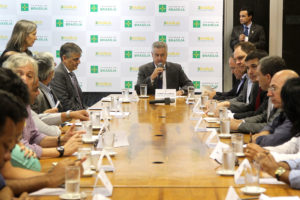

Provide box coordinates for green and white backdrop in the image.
[0,0,223,92]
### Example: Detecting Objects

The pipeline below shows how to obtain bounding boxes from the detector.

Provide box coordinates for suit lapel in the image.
[248,24,256,40]
[60,63,81,104]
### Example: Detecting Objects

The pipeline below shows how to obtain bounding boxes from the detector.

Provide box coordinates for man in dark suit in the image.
[135,41,193,96]
[209,55,246,100]
[50,43,85,111]
[230,7,266,51]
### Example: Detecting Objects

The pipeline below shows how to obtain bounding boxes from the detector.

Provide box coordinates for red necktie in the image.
[255,88,262,110]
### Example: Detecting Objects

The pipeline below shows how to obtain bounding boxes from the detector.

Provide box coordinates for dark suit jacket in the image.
[50,63,85,111]
[229,81,265,113]
[135,62,193,95]
[233,91,268,119]
[230,23,266,50]
[213,76,246,101]
[31,86,63,114]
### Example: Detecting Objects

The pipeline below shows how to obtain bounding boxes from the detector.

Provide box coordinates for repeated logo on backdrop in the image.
[0,0,223,92]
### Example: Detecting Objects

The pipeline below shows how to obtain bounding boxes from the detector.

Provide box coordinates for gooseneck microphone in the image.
[149,98,175,105]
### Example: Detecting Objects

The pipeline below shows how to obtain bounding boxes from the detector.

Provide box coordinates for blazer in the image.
[135,62,193,95]
[50,63,85,111]
[230,23,266,51]
[237,101,281,134]
[229,81,265,113]
[213,75,246,101]
[31,86,63,114]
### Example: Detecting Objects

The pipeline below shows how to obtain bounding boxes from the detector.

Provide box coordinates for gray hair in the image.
[6,20,37,51]
[152,41,168,52]
[34,52,55,81]
[2,53,38,79]
[60,42,82,60]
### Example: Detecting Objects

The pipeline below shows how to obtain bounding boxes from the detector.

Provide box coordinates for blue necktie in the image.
[157,76,162,89]
[243,26,249,36]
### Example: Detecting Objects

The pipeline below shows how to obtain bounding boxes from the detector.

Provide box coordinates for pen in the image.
[55,100,60,108]
[249,132,253,143]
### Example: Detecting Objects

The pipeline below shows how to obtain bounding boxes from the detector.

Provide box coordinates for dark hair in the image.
[240,7,254,18]
[259,56,286,77]
[0,68,30,105]
[281,78,300,136]
[245,49,268,62]
[0,90,28,134]
[60,42,82,60]
[234,42,256,54]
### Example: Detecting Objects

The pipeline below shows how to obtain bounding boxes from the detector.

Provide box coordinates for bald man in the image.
[252,70,299,146]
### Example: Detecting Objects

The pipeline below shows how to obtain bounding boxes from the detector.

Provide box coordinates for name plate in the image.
[155,89,176,100]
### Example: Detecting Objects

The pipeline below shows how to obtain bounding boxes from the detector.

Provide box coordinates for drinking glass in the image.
[65,166,80,198]
[222,149,236,172]
[140,84,147,97]
[220,118,230,134]
[102,131,115,152]
[200,95,208,108]
[231,133,244,155]
[208,100,217,115]
[77,147,92,173]
[245,161,260,189]
[219,107,228,121]
[122,88,129,100]
[82,121,92,140]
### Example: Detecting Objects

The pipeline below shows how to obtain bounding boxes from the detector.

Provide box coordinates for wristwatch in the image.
[56,146,64,157]
[66,110,71,119]
[275,166,286,181]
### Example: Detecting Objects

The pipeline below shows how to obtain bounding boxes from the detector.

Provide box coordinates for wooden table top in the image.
[38,96,299,199]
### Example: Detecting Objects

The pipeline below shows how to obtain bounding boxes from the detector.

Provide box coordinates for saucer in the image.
[218,133,231,139]
[235,152,245,157]
[59,192,87,199]
[240,186,266,195]
[82,136,97,144]
[82,170,96,177]
[216,169,235,176]
[204,117,219,123]
[139,95,149,98]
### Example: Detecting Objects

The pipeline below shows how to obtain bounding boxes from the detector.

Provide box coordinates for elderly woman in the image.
[245,78,300,189]
[3,53,85,158]
[0,20,37,66]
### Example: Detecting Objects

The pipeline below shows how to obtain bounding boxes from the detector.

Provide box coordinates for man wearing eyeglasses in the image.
[252,70,299,146]
[50,42,86,111]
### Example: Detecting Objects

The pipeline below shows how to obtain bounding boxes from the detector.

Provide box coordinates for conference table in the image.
[39,96,299,199]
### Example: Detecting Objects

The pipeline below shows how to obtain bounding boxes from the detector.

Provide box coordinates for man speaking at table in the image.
[135,41,194,96]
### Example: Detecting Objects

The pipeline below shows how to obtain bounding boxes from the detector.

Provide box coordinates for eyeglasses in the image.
[268,85,277,92]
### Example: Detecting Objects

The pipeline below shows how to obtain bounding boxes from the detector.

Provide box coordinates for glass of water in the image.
[140,84,147,97]
[102,131,115,153]
[65,166,80,198]
[122,88,129,100]
[220,118,230,134]
[245,161,260,189]
[222,148,236,172]
[231,133,244,155]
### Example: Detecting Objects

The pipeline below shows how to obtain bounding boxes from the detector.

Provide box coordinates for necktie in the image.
[69,72,83,108]
[157,75,162,89]
[255,88,262,111]
[236,76,245,94]
[243,26,249,36]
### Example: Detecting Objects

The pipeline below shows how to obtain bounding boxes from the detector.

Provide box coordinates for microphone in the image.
[157,62,164,79]
[149,98,175,105]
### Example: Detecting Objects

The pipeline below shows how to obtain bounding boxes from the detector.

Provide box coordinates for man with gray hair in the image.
[50,42,85,111]
[135,41,193,96]
[32,52,63,113]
